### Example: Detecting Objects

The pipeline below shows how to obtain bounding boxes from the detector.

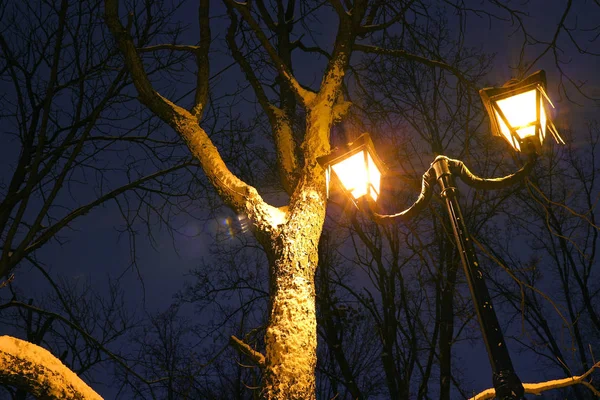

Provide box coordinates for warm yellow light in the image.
[480,70,564,153]
[317,133,386,205]
[331,151,381,201]
[367,152,381,201]
[494,89,546,151]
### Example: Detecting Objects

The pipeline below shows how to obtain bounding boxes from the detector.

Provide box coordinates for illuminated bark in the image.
[104,1,336,396]
[262,173,326,399]
[0,336,102,400]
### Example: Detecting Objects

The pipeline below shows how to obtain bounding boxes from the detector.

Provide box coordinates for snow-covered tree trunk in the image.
[103,2,331,397]
[0,336,102,400]
[262,176,327,399]
[104,0,349,396]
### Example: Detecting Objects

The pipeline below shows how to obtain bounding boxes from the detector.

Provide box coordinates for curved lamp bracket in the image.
[368,154,536,223]
[367,167,436,224]
[447,154,537,190]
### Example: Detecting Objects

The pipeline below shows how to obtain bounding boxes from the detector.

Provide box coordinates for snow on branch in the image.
[0,335,102,400]
[230,335,265,368]
[105,0,284,229]
[470,362,600,400]
[225,8,299,193]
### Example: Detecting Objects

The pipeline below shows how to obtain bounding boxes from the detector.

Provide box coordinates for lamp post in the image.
[318,70,563,400]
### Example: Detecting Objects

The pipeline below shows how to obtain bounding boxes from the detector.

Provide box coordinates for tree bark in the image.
[262,172,327,400]
[438,248,457,400]
[0,336,102,400]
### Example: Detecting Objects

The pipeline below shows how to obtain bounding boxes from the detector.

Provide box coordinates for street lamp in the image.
[479,69,563,153]
[318,70,563,400]
[318,133,387,206]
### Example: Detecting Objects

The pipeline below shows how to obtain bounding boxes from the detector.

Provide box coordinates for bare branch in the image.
[226,7,273,116]
[294,40,331,59]
[0,301,163,387]
[523,0,573,77]
[224,0,315,106]
[192,0,211,119]
[105,0,285,233]
[230,335,266,367]
[255,0,277,32]
[225,3,299,193]
[19,163,194,265]
[353,43,477,90]
[138,44,200,53]
[104,0,184,121]
[357,1,416,35]
[470,362,600,400]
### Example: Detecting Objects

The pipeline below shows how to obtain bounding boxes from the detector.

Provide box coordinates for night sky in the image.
[1,0,600,399]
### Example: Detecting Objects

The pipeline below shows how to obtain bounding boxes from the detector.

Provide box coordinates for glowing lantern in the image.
[480,70,563,153]
[317,133,386,204]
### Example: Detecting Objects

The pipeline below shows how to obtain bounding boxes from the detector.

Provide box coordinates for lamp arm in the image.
[367,167,436,224]
[449,154,537,190]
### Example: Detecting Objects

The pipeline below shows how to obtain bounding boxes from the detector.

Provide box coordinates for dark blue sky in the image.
[1,0,600,398]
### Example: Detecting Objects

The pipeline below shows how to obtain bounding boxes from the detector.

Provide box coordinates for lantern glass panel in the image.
[539,94,547,142]
[331,150,381,201]
[494,89,547,150]
[367,152,381,201]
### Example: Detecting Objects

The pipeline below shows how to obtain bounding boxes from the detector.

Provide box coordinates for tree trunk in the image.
[0,336,102,400]
[438,257,457,400]
[263,177,326,400]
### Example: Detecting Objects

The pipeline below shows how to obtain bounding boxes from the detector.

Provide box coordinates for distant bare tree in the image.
[0,0,197,281]
[478,121,600,399]
[0,271,136,399]
[0,0,200,397]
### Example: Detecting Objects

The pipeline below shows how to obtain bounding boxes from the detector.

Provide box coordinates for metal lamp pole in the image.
[319,70,561,399]
[363,154,537,399]
[431,156,525,400]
